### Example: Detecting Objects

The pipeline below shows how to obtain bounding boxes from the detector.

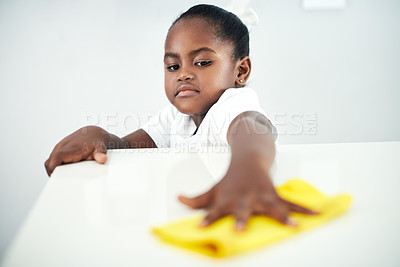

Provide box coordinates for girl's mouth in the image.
[175,84,200,97]
[176,89,199,97]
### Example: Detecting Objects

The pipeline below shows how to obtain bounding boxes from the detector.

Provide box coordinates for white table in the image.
[2,142,400,267]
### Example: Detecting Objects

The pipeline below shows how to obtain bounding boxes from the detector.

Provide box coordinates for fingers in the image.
[281,198,319,215]
[93,142,108,164]
[201,199,254,230]
[44,126,110,176]
[199,203,228,227]
[269,204,297,227]
[178,187,214,209]
[45,148,80,176]
[44,142,101,176]
[45,157,61,177]
[93,153,107,163]
[259,195,297,227]
[199,197,254,231]
[233,200,252,231]
[45,144,63,176]
[177,189,318,231]
[261,199,321,227]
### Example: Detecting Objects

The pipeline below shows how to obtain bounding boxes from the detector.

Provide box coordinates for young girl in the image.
[45,4,317,231]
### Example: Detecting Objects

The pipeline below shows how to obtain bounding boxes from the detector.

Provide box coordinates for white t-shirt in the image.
[140,87,277,148]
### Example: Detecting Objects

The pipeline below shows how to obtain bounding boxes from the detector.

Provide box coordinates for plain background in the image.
[0,0,399,260]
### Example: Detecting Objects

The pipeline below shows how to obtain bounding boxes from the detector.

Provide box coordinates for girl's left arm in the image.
[178,111,318,231]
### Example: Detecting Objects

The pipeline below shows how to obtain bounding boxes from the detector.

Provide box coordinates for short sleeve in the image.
[205,88,278,145]
[140,106,176,148]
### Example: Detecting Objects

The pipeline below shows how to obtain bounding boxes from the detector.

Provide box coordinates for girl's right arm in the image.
[44,126,157,176]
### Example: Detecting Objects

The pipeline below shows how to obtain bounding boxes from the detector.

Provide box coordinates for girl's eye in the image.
[195,61,211,67]
[167,65,179,71]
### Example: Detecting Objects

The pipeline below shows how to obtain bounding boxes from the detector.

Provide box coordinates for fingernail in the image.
[199,219,208,227]
[285,219,298,227]
[95,153,107,163]
[236,221,246,231]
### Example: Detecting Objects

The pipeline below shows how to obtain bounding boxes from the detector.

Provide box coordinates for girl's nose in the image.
[177,71,194,81]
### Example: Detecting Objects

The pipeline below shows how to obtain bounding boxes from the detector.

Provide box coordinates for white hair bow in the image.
[226,0,259,31]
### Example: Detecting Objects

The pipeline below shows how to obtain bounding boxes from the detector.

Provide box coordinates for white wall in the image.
[0,0,399,259]
[250,0,400,144]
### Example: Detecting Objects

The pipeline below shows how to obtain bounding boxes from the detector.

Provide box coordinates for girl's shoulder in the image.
[211,87,261,112]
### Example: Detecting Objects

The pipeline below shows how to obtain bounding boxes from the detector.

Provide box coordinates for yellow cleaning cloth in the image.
[152,178,352,258]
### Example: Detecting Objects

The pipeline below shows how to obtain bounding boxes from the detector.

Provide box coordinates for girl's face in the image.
[164,18,240,126]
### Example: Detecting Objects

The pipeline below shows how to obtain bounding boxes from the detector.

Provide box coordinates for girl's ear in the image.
[235,56,251,87]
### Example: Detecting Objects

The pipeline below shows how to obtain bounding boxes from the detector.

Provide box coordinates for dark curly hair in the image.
[170,4,249,61]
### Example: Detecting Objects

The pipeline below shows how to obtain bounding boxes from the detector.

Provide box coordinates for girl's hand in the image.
[178,154,318,231]
[44,126,109,176]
